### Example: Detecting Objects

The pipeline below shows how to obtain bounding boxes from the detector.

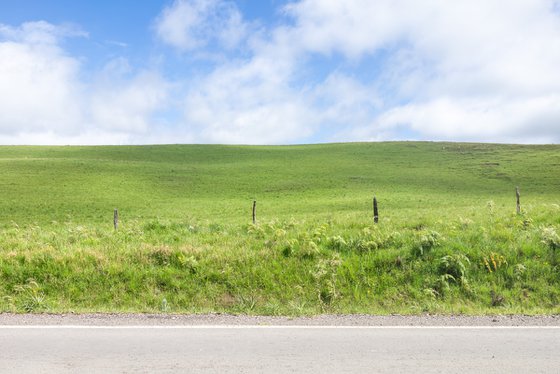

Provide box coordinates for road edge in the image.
[1,313,559,326]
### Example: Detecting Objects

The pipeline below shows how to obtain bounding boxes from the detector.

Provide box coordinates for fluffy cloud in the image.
[155,0,315,143]
[0,21,86,44]
[170,0,560,144]
[0,22,169,144]
[0,22,84,136]
[184,55,316,144]
[313,73,381,127]
[90,58,169,134]
[365,96,560,143]
[154,0,248,51]
[2,1,560,145]
[283,0,560,143]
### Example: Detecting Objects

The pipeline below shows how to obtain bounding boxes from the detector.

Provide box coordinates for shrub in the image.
[280,239,299,257]
[349,238,378,253]
[327,236,347,251]
[176,253,198,273]
[541,227,560,250]
[312,255,342,307]
[412,230,441,257]
[439,253,470,280]
[433,274,454,296]
[300,241,320,259]
[246,223,265,238]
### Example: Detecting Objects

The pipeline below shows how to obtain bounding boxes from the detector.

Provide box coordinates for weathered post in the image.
[114,208,119,230]
[516,186,521,214]
[252,200,257,224]
[373,196,379,224]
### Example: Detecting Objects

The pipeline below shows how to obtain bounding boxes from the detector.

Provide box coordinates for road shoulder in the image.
[1,313,558,326]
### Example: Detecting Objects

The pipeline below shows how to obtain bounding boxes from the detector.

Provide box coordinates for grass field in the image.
[0,142,559,314]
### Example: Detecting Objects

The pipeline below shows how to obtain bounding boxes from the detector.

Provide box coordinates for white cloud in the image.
[184,56,317,144]
[154,0,248,51]
[282,0,560,143]
[172,0,560,144]
[0,22,84,136]
[282,0,408,58]
[307,73,382,142]
[0,21,86,45]
[0,22,169,145]
[0,130,130,146]
[370,96,560,143]
[91,58,169,133]
[3,1,560,145]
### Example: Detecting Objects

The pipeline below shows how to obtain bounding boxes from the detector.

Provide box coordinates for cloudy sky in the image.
[1,0,559,145]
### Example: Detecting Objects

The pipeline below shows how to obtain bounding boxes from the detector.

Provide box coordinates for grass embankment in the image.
[0,142,559,314]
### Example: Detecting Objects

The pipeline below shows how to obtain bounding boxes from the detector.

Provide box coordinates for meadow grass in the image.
[0,142,559,314]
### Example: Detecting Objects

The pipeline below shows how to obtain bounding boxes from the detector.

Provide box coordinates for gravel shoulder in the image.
[1,313,559,326]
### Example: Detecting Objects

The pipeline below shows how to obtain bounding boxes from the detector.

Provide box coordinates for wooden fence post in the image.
[516,187,521,214]
[373,196,379,224]
[252,200,257,224]
[114,208,119,230]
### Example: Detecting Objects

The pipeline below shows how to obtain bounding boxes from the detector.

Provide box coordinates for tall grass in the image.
[0,142,558,314]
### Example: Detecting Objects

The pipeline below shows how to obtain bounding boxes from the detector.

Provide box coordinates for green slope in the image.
[0,142,558,314]
[0,142,558,225]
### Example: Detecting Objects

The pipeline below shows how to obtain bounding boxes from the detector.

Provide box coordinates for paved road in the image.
[0,326,558,373]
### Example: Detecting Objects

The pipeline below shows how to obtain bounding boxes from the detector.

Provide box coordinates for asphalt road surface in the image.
[1,325,559,373]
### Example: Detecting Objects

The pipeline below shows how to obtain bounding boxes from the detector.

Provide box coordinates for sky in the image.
[1,0,559,145]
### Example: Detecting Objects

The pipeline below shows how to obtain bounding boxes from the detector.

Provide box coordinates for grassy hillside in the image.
[0,142,559,314]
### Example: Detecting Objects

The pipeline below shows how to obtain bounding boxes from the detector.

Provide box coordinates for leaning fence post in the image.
[373,196,379,224]
[516,187,521,214]
[252,200,257,224]
[114,208,119,230]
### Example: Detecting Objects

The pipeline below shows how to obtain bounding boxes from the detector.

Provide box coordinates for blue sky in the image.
[1,0,559,145]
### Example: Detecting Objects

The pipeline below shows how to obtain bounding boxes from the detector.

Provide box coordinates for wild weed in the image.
[0,142,559,315]
[482,252,507,273]
[439,254,470,281]
[541,227,560,250]
[14,279,48,313]
[411,230,441,257]
[312,255,342,308]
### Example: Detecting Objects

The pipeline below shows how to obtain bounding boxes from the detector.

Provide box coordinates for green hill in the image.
[1,142,558,225]
[0,142,559,314]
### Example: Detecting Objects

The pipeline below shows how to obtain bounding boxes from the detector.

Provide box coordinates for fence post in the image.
[373,196,379,224]
[114,208,119,230]
[516,187,521,214]
[252,200,257,224]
